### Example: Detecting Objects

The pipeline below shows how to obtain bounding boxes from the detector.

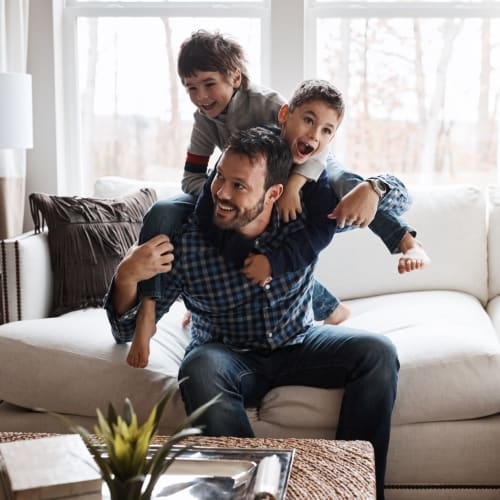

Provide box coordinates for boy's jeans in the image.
[178,324,400,500]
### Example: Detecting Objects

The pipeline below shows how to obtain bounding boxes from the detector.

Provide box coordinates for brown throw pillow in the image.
[29,189,157,316]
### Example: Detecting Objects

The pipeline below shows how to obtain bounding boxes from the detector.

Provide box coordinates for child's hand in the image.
[278,173,307,223]
[328,181,379,228]
[278,185,302,223]
[242,253,273,287]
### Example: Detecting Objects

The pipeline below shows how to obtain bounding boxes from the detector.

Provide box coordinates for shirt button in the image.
[264,284,270,290]
[267,331,273,338]
[255,239,260,247]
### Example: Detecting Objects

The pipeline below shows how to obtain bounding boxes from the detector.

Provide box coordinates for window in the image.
[62,0,500,192]
[64,1,268,194]
[308,0,500,186]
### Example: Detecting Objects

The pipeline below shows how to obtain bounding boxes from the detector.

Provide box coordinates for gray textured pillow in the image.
[29,189,157,316]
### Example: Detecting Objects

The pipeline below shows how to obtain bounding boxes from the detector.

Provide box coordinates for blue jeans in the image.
[179,325,400,500]
[313,280,339,320]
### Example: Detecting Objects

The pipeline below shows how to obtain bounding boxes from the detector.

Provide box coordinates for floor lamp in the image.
[0,72,33,239]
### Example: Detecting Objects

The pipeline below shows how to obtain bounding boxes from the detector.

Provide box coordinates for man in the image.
[106,127,399,499]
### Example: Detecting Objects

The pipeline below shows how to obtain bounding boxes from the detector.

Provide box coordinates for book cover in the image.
[0,434,102,499]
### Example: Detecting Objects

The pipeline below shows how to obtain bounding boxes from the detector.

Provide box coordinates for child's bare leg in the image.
[324,303,351,325]
[182,310,191,328]
[398,232,431,274]
[127,297,156,368]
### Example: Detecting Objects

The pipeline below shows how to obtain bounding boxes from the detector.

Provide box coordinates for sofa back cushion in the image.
[29,189,157,316]
[316,184,488,303]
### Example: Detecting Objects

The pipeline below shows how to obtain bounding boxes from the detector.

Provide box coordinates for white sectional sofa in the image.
[1,177,500,499]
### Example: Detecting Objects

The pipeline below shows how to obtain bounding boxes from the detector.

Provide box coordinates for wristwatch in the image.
[366,177,388,199]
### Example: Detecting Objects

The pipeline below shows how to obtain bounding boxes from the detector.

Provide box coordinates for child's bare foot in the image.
[324,303,351,325]
[127,298,156,368]
[398,234,431,274]
[182,310,191,328]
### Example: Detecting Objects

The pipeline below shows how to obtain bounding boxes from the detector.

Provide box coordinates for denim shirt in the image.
[105,207,327,353]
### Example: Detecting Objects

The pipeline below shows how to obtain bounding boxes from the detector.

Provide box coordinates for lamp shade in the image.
[0,72,33,149]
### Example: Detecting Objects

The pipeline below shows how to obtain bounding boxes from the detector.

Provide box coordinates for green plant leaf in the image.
[96,408,113,442]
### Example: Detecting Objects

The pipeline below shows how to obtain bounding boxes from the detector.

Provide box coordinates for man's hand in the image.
[278,173,307,223]
[113,235,174,314]
[327,181,379,228]
[116,234,174,285]
[242,253,272,287]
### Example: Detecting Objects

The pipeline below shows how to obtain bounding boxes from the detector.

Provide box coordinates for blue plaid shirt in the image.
[106,206,335,353]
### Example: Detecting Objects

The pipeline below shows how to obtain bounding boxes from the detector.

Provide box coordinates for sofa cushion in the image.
[487,296,500,341]
[93,176,180,200]
[252,290,500,431]
[0,301,189,431]
[488,185,500,299]
[29,189,156,316]
[317,185,488,304]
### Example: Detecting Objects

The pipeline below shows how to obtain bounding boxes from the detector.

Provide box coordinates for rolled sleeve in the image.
[104,286,141,344]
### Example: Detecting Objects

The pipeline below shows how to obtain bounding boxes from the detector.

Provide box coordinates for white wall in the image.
[24,0,63,231]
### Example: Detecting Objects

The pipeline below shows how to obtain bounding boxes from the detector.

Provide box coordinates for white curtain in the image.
[0,0,30,239]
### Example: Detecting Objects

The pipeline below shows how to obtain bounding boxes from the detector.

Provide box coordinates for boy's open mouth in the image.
[297,142,314,155]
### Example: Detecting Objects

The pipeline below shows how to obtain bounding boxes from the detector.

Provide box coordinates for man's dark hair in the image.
[178,30,250,90]
[226,127,292,189]
[289,79,345,123]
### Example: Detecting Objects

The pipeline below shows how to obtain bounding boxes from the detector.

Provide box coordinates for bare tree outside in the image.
[318,15,499,187]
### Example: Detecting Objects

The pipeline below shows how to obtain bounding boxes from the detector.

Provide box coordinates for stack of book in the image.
[0,435,102,499]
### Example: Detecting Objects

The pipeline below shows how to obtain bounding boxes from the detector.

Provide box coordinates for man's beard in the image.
[213,194,265,231]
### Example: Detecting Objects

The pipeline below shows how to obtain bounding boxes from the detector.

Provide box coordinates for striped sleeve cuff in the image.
[185,152,210,173]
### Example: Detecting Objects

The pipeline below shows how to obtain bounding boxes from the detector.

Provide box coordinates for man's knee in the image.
[179,344,235,387]
[366,335,400,386]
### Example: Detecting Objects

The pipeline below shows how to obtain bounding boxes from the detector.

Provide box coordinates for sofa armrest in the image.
[0,231,52,323]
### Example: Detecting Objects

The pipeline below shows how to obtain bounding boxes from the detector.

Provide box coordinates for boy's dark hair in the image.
[227,127,292,189]
[178,30,250,90]
[288,79,345,123]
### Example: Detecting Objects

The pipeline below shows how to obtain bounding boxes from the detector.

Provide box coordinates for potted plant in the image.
[55,383,220,500]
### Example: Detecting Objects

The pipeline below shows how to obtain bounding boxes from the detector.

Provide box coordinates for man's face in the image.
[278,99,340,164]
[210,150,270,235]
[183,70,241,119]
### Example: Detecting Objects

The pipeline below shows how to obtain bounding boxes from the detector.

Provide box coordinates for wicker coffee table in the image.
[0,432,375,499]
